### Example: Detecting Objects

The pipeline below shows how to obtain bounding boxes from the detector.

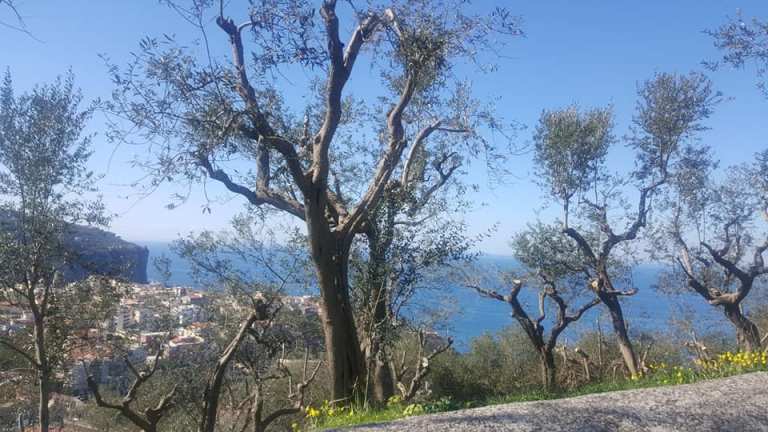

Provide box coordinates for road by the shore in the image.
[338,372,768,432]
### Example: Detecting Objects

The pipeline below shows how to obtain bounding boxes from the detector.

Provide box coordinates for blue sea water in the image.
[138,242,730,350]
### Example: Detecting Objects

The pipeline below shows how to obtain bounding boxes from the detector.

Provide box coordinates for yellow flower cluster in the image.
[647,364,691,385]
[300,396,429,430]
[402,403,425,416]
[304,400,353,422]
[703,351,768,369]
[646,351,768,386]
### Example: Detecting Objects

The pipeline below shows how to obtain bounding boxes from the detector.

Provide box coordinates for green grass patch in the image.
[304,352,768,431]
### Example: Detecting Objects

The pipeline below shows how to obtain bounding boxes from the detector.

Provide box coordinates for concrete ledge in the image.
[338,372,768,431]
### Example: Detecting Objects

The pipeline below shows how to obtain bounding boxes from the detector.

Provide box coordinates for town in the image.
[0,280,320,425]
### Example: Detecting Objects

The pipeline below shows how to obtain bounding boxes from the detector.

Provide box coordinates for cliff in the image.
[62,224,149,283]
[0,211,148,283]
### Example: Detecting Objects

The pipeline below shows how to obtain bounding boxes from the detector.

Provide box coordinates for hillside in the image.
[0,210,148,283]
[62,223,148,283]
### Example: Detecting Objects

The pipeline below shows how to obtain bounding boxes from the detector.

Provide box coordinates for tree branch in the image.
[200,310,262,432]
[398,330,453,401]
[313,2,383,186]
[751,237,768,277]
[341,75,418,237]
[0,337,39,368]
[702,241,750,283]
[567,297,601,323]
[85,348,175,432]
[197,154,305,219]
[562,227,597,266]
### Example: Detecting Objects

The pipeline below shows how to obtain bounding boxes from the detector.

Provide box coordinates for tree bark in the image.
[597,290,640,376]
[200,313,260,432]
[540,348,557,392]
[563,226,642,377]
[372,353,395,403]
[362,214,397,404]
[311,229,365,402]
[34,316,50,432]
[723,304,762,352]
[366,248,396,403]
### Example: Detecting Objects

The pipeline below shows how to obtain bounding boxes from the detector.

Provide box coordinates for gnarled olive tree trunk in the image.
[564,228,643,377]
[539,348,557,392]
[308,217,365,402]
[723,304,762,352]
[360,225,397,404]
[679,240,767,353]
[596,288,640,376]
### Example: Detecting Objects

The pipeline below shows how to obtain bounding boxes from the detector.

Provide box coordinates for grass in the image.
[301,351,768,431]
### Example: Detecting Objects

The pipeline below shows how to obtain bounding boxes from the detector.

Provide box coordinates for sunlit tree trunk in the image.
[539,348,557,392]
[597,289,640,376]
[723,304,762,352]
[308,212,365,401]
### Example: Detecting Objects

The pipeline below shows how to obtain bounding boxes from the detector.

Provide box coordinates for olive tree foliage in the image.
[532,72,721,376]
[348,163,489,403]
[652,146,768,351]
[172,213,309,295]
[471,223,600,391]
[104,0,521,400]
[0,73,118,432]
[355,219,476,403]
[533,106,613,227]
[706,12,768,97]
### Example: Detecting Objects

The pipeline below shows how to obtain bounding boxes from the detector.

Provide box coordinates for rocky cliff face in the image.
[62,225,149,284]
[0,211,148,283]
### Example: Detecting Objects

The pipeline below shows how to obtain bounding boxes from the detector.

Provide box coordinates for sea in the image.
[138,241,732,351]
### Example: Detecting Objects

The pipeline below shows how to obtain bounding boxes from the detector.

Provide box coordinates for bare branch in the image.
[567,297,601,323]
[0,337,39,368]
[603,287,639,297]
[313,2,383,186]
[85,349,176,432]
[702,241,750,284]
[197,155,305,220]
[200,311,261,432]
[397,330,453,401]
[341,74,418,237]
[601,178,665,258]
[259,348,322,430]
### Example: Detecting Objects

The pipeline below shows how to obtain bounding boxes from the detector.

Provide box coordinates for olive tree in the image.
[351,163,485,402]
[707,12,768,97]
[471,223,600,391]
[654,147,768,351]
[105,0,520,401]
[532,72,720,376]
[0,73,116,432]
[174,217,314,432]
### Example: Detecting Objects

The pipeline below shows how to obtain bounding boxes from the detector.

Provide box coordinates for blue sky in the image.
[2,1,767,254]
